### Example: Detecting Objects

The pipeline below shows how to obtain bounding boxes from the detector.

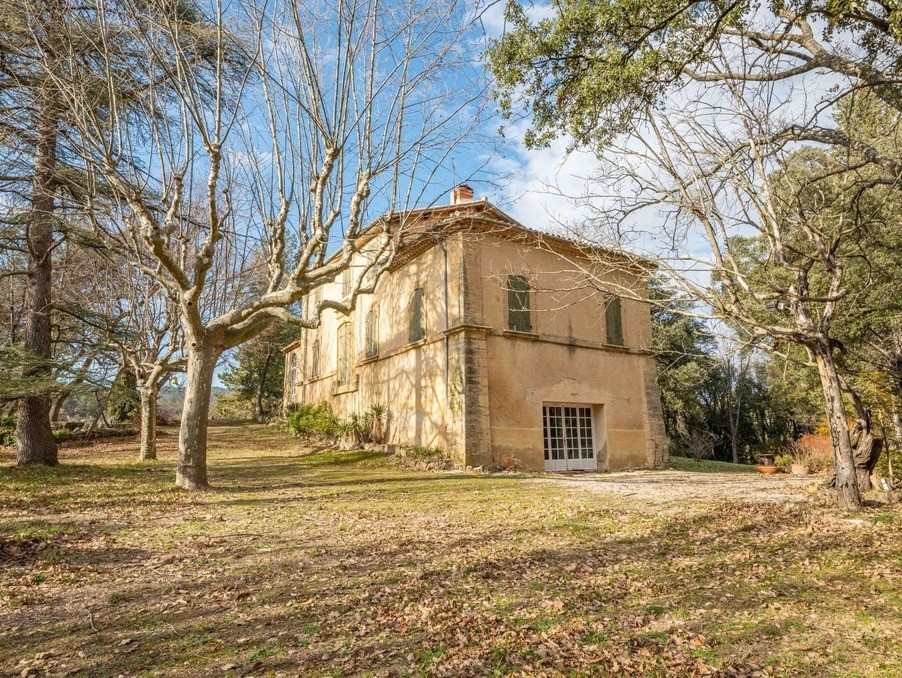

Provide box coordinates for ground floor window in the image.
[542,404,596,471]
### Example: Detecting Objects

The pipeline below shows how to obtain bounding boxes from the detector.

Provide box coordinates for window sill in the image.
[603,342,629,352]
[360,354,379,365]
[332,375,359,396]
[502,329,539,340]
[406,337,428,348]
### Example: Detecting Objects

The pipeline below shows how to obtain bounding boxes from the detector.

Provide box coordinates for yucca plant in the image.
[369,404,387,443]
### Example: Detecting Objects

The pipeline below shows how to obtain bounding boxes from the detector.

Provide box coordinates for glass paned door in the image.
[542,404,597,471]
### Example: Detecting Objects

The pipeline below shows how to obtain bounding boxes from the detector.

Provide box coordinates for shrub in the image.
[285,403,339,438]
[773,452,793,472]
[0,415,15,447]
[368,404,386,443]
[681,430,717,460]
[792,434,834,472]
[406,445,446,461]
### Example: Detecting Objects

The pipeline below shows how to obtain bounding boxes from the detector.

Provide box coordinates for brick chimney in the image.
[450,183,474,205]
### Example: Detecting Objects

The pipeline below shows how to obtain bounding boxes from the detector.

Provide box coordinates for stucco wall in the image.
[484,335,662,470]
[469,234,666,471]
[472,233,653,350]
[285,239,464,454]
[283,220,667,471]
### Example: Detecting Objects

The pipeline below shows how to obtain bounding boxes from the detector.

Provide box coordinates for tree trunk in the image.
[138,383,158,461]
[16,91,59,466]
[848,417,882,492]
[49,390,69,423]
[813,347,862,510]
[254,347,274,423]
[891,408,901,487]
[177,344,218,489]
[254,380,265,422]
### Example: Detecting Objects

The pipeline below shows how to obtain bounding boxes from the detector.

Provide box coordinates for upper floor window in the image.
[286,352,297,390]
[507,275,532,332]
[605,296,623,346]
[342,268,352,299]
[337,322,353,385]
[365,306,379,358]
[310,338,320,378]
[409,287,425,342]
[307,287,323,321]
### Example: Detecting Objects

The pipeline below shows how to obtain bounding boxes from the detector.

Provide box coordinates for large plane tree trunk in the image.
[16,91,59,466]
[813,345,862,510]
[176,343,219,489]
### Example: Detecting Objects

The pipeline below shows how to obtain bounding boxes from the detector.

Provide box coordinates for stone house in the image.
[283,185,667,471]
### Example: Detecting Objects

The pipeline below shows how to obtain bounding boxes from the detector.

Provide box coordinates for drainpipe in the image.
[439,239,450,392]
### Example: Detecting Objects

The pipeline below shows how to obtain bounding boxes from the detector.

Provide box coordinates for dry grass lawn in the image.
[1,424,900,677]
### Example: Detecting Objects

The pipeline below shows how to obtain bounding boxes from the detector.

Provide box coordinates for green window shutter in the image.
[409,288,425,342]
[365,307,378,358]
[507,275,532,332]
[311,339,320,378]
[605,296,623,346]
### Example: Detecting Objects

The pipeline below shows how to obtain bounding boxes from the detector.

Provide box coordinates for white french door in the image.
[542,404,597,471]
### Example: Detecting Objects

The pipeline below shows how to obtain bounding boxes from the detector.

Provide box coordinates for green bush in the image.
[0,415,15,447]
[286,403,339,438]
[406,445,446,461]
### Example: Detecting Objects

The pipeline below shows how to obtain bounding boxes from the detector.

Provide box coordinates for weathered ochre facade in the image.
[283,191,667,471]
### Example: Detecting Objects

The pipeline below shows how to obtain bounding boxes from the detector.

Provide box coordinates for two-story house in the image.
[283,185,667,472]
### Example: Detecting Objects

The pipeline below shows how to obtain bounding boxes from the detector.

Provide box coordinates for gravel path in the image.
[536,469,823,506]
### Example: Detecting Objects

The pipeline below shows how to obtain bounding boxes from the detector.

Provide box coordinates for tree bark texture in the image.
[138,383,158,461]
[176,344,218,489]
[848,418,882,492]
[814,347,862,510]
[16,92,59,466]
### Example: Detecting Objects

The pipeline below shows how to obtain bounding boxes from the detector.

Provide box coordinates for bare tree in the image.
[550,79,896,510]
[76,259,184,461]
[57,0,487,488]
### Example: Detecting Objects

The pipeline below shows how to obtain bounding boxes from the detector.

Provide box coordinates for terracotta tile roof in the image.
[359,199,655,271]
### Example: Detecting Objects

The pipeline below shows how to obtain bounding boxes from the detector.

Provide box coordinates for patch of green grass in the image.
[669,456,757,473]
[4,520,75,543]
[249,647,279,661]
[583,632,608,645]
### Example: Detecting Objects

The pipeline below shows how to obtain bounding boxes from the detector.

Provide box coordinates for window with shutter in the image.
[605,296,623,346]
[286,353,296,391]
[365,306,378,358]
[310,339,320,378]
[507,275,532,332]
[409,288,425,342]
[342,269,352,298]
[337,322,353,385]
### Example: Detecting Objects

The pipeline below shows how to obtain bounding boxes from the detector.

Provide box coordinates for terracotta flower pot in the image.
[755,464,782,475]
[791,464,810,476]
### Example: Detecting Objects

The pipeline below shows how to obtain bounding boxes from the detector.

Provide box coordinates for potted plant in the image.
[755,453,782,475]
[787,440,812,475]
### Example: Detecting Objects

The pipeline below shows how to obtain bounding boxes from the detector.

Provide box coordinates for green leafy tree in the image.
[221,322,300,422]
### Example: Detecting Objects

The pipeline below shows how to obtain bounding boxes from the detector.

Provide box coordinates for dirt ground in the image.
[539,470,823,507]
